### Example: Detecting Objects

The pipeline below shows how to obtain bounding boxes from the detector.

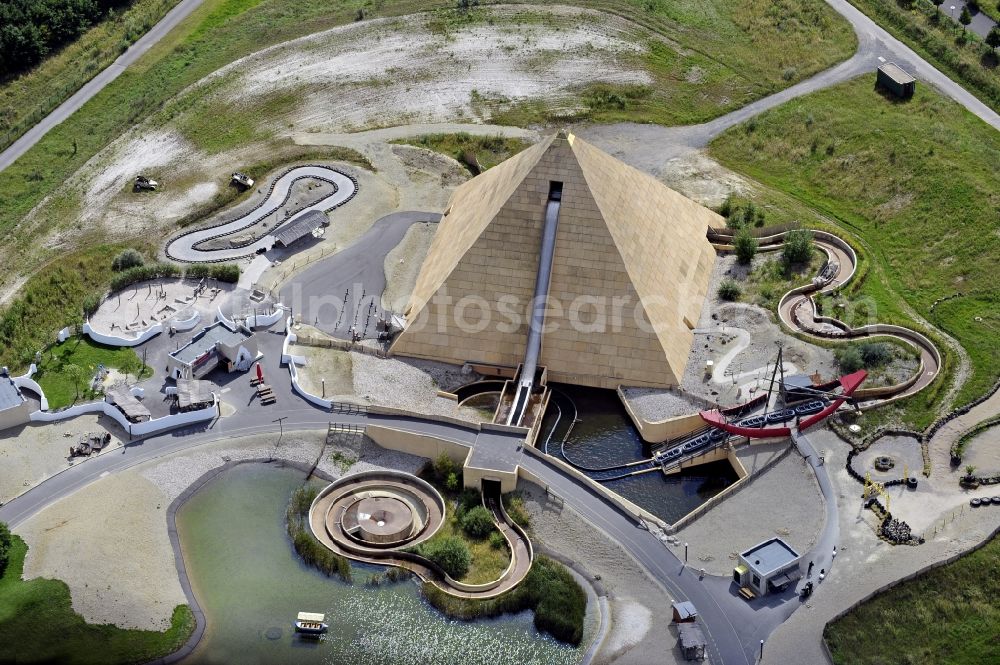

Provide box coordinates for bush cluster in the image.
[417,536,471,579]
[0,522,10,576]
[183,263,240,283]
[422,556,586,644]
[111,249,144,272]
[782,228,814,266]
[836,342,893,373]
[719,194,766,229]
[109,262,181,293]
[459,505,495,538]
[285,486,351,581]
[733,227,758,264]
[718,279,741,302]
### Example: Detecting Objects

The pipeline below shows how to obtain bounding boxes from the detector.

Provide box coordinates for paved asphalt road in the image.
[280,211,440,340]
[0,0,207,173]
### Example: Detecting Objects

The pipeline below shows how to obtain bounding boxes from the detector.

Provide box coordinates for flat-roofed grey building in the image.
[733,537,802,597]
[0,374,31,432]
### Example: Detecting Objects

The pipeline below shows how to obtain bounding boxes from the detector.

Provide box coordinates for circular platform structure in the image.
[310,470,446,553]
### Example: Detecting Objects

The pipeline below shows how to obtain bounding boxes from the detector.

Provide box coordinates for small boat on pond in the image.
[294,611,328,636]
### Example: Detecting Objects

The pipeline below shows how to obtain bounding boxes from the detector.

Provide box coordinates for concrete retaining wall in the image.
[171,312,201,332]
[619,394,705,444]
[29,395,218,436]
[463,464,518,493]
[83,321,163,347]
[364,424,472,465]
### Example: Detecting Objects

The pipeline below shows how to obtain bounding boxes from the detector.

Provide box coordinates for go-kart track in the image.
[165,165,357,262]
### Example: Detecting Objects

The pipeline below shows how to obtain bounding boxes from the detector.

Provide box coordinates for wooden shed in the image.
[877,63,916,98]
[677,623,707,661]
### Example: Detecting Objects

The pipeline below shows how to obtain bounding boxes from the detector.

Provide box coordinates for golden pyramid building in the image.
[390,131,720,389]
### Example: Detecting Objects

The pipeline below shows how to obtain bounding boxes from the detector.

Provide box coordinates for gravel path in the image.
[618,387,705,422]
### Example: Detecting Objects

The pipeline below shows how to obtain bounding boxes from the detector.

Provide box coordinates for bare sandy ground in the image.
[673,450,822,576]
[0,414,125,504]
[14,429,428,632]
[88,278,237,337]
[382,221,438,312]
[293,342,486,422]
[762,427,1000,664]
[17,471,184,631]
[518,481,692,665]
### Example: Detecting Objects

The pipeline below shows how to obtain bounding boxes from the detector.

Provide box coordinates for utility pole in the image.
[271,416,287,460]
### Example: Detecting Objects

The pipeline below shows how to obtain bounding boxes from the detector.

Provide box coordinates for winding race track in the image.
[165,165,357,262]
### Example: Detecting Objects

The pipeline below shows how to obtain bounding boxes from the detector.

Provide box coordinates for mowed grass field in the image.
[710,76,1000,425]
[35,337,152,410]
[825,533,1000,665]
[0,536,195,665]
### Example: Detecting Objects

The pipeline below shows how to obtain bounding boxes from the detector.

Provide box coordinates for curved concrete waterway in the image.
[165,166,357,262]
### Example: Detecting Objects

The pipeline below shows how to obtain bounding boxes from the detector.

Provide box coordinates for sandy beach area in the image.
[673,445,822,576]
[0,414,125,504]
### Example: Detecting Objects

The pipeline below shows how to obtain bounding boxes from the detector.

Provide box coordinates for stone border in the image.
[156,457,333,664]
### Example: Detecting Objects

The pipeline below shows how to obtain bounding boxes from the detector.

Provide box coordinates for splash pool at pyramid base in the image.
[175,463,586,665]
[542,385,739,525]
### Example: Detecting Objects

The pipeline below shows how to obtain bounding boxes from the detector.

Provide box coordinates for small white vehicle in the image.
[134,175,158,191]
[231,171,254,188]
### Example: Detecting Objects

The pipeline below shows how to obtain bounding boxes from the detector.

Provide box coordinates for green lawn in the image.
[845,0,1000,113]
[0,535,195,664]
[392,133,531,174]
[34,337,152,410]
[825,532,1000,665]
[709,75,1000,426]
[0,242,153,372]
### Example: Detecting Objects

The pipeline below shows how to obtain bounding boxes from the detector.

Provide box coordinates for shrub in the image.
[81,293,101,317]
[0,522,10,575]
[286,486,351,581]
[419,536,471,579]
[859,342,892,367]
[718,279,741,301]
[445,472,459,492]
[421,556,586,644]
[836,346,864,373]
[109,262,181,292]
[502,493,530,528]
[488,530,506,549]
[733,227,758,264]
[184,263,240,283]
[782,229,814,266]
[460,505,495,538]
[433,453,458,482]
[111,249,144,272]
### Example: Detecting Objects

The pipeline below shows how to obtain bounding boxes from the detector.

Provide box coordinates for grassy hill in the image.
[710,75,1000,425]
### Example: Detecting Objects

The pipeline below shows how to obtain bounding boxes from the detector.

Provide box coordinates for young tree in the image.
[733,227,758,265]
[959,7,972,31]
[931,0,944,12]
[64,364,85,400]
[987,26,1000,52]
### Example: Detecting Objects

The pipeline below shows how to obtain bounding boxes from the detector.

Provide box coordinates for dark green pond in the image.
[176,463,582,665]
